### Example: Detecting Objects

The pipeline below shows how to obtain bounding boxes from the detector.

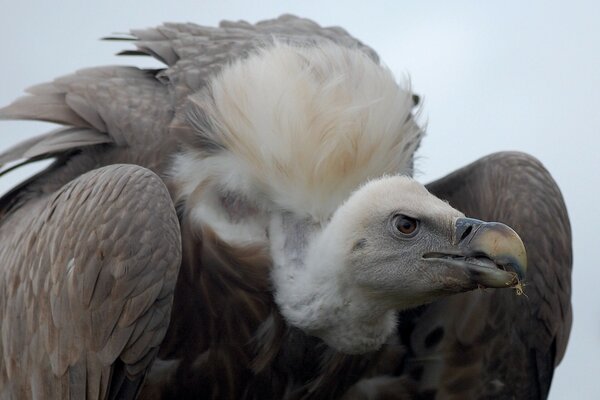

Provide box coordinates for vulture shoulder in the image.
[0,164,181,399]
[400,152,572,399]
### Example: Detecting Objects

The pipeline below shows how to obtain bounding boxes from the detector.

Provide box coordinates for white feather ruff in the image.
[172,42,422,222]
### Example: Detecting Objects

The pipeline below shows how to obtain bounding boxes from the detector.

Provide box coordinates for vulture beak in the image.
[424,218,527,289]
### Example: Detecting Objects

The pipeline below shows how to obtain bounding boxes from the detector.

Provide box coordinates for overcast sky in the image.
[1,1,598,398]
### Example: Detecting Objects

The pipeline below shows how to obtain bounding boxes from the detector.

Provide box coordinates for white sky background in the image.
[0,0,598,398]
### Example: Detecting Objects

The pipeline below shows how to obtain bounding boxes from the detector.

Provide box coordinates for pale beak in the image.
[424,217,527,288]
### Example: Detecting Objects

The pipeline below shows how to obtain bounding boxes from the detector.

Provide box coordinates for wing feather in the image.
[0,164,181,399]
[0,66,170,167]
[0,64,174,217]
[23,128,111,159]
[110,15,379,111]
[400,151,573,399]
[64,93,107,132]
[0,93,89,127]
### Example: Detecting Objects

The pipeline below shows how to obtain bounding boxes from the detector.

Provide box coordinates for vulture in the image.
[0,15,572,400]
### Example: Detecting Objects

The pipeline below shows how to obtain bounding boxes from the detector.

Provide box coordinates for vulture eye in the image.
[392,214,419,237]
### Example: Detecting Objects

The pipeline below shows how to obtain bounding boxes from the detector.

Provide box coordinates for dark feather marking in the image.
[107,359,146,400]
[0,156,47,178]
[419,389,437,400]
[181,94,227,155]
[412,94,420,107]
[174,198,187,222]
[0,155,71,218]
[423,327,444,349]
[409,365,424,381]
[117,50,149,56]
[352,238,367,252]
[102,36,138,41]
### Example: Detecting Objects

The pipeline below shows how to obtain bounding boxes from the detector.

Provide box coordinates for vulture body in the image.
[0,15,571,400]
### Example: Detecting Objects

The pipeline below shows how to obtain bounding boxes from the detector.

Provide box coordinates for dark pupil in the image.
[398,217,415,233]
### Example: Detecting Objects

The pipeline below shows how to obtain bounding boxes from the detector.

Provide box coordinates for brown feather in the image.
[0,165,181,399]
[0,94,89,126]
[404,151,573,399]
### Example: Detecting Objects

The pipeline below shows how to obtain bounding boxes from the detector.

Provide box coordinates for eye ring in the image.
[391,214,420,238]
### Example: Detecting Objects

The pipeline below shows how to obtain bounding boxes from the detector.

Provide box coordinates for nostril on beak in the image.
[454,218,484,245]
[460,226,472,242]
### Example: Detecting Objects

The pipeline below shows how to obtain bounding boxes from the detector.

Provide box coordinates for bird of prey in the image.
[0,15,571,400]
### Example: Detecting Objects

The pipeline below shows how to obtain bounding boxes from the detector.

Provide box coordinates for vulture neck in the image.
[269,213,396,354]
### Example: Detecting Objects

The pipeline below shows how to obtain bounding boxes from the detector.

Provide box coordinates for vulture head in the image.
[172,42,527,354]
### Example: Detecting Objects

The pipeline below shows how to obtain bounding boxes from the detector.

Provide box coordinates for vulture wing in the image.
[394,152,572,399]
[0,164,181,399]
[0,65,176,218]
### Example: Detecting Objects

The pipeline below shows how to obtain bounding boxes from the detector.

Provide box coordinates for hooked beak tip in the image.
[454,217,527,286]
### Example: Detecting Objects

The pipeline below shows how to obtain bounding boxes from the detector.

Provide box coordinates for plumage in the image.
[0,165,181,399]
[0,127,111,166]
[0,15,571,400]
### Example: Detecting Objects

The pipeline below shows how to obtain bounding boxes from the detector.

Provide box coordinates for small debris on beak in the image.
[514,278,527,297]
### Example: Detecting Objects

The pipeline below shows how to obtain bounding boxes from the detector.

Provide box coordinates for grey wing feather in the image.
[405,151,572,399]
[0,65,170,165]
[0,164,181,399]
[0,64,174,217]
[0,127,112,166]
[0,93,89,127]
[107,15,379,108]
